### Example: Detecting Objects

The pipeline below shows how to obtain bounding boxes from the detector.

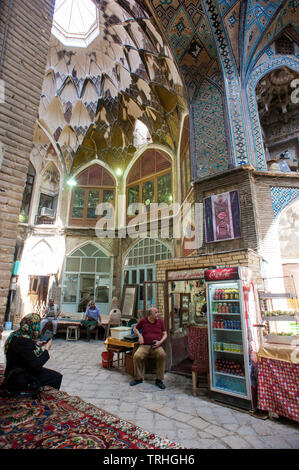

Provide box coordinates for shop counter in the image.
[257,342,299,423]
[104,337,138,370]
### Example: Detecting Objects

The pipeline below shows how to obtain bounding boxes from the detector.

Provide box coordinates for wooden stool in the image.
[192,364,210,397]
[108,346,126,369]
[66,325,80,341]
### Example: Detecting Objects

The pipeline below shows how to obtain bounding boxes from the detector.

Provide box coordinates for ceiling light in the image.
[67,177,77,187]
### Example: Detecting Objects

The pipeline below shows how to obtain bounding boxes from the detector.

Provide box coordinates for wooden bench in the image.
[57,313,109,340]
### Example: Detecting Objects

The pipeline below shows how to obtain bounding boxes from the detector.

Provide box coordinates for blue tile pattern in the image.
[192,79,229,178]
[270,187,299,218]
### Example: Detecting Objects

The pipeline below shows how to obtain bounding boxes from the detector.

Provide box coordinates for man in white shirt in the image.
[40,298,60,337]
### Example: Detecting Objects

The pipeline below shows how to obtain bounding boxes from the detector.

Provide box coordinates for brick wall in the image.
[250,171,299,259]
[0,0,55,324]
[194,165,258,255]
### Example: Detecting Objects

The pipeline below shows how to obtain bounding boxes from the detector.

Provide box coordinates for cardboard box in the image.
[110,326,131,340]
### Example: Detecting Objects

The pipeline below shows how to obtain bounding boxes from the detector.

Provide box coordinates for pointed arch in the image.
[247,57,299,170]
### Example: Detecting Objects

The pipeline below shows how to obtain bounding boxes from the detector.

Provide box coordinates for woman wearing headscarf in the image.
[4,313,62,390]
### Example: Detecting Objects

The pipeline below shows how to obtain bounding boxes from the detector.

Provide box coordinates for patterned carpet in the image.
[0,367,181,449]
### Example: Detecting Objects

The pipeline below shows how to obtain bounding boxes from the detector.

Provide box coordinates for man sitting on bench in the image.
[80,301,102,341]
[40,298,60,338]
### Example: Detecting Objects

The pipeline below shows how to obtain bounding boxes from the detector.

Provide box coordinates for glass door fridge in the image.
[205,267,260,410]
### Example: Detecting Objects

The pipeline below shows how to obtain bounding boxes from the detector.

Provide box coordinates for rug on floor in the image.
[0,367,181,449]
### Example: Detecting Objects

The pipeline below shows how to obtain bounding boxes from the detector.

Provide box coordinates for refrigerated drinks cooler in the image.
[205,267,260,410]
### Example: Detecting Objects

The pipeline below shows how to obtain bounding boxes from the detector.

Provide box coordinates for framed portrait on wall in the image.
[121,284,138,319]
[204,190,241,243]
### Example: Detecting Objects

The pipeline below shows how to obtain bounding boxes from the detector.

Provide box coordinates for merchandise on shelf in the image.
[215,358,244,376]
[214,288,239,300]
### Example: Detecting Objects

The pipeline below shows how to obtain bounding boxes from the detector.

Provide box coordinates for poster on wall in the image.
[204,190,241,243]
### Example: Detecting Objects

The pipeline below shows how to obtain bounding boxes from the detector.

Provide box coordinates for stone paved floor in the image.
[1,332,299,449]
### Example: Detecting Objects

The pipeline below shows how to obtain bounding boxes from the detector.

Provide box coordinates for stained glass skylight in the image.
[52,0,99,48]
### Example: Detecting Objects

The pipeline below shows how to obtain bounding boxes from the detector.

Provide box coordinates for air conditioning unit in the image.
[40,207,55,218]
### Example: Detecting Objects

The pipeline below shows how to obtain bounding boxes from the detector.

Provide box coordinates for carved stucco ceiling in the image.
[34,0,299,175]
[34,0,187,175]
[256,66,299,137]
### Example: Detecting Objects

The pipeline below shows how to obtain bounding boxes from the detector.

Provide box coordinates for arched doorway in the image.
[122,238,172,312]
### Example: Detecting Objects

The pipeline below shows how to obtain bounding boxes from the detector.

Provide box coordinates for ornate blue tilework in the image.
[244,0,283,73]
[270,187,299,218]
[204,0,249,166]
[192,79,229,178]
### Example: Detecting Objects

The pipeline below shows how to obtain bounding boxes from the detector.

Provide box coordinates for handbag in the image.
[4,368,41,397]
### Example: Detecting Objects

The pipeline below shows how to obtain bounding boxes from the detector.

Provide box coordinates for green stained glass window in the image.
[128,185,139,216]
[142,180,154,208]
[157,173,171,204]
[87,190,99,218]
[103,189,114,203]
[72,189,85,218]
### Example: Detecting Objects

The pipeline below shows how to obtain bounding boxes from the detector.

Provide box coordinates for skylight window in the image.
[52,0,99,48]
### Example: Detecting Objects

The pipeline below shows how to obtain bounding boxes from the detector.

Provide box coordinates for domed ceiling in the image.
[34,0,188,176]
[34,0,299,178]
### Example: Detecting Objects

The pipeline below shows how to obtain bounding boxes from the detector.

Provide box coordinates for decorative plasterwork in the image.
[247,56,299,169]
[35,0,187,176]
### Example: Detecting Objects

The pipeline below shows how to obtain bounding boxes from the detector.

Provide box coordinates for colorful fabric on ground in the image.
[4,313,42,355]
[0,367,181,449]
[257,357,299,423]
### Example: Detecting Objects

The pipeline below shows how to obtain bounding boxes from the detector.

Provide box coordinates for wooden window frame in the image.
[126,169,172,221]
[69,186,115,227]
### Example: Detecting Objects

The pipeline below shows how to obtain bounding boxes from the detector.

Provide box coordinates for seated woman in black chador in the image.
[4,313,62,390]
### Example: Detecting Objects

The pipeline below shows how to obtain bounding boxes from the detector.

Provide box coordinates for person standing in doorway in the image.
[81,301,102,341]
[130,307,167,389]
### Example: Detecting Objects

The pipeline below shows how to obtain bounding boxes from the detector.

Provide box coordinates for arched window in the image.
[127,150,172,218]
[62,243,112,314]
[69,164,115,227]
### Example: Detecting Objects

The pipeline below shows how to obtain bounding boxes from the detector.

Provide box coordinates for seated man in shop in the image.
[40,298,60,338]
[130,307,167,390]
[80,301,102,341]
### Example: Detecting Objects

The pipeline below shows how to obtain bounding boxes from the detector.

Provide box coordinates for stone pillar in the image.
[0,0,55,324]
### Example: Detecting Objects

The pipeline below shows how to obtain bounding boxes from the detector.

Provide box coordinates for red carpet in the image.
[0,366,181,449]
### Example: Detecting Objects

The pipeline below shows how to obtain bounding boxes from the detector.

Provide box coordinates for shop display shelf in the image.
[214,349,243,355]
[262,315,297,322]
[214,328,242,332]
[212,299,240,302]
[215,371,246,380]
[212,312,241,315]
[215,385,247,397]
